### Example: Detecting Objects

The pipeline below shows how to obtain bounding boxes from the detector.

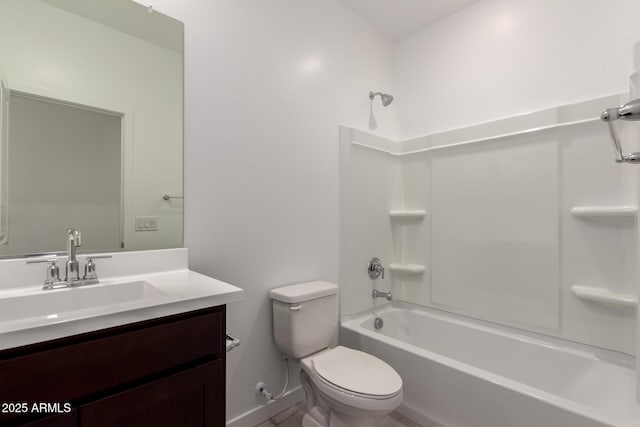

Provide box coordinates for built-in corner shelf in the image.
[570,206,637,219]
[571,285,637,309]
[389,210,427,220]
[389,263,426,275]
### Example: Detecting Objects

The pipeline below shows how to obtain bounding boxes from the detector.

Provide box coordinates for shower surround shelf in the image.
[571,285,637,308]
[389,210,427,220]
[570,206,637,218]
[389,263,426,275]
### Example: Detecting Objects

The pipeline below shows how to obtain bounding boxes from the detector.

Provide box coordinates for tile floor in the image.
[256,403,421,427]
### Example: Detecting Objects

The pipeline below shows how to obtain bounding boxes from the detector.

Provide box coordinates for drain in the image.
[374,317,383,330]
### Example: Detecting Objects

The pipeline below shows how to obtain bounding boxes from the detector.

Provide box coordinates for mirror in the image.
[0,0,183,257]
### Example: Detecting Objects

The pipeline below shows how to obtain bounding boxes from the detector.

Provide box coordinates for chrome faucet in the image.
[65,228,82,281]
[27,228,111,290]
[372,289,392,301]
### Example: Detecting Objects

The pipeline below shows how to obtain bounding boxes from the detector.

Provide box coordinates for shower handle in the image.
[367,257,385,280]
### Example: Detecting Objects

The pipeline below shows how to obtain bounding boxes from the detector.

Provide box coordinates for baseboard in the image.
[396,402,447,427]
[226,386,304,427]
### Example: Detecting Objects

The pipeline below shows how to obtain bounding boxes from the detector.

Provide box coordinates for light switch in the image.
[134,216,158,231]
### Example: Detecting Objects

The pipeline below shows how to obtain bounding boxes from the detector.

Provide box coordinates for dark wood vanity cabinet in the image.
[0,306,226,427]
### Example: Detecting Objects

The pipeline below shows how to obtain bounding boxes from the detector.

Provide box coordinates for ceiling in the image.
[340,0,479,41]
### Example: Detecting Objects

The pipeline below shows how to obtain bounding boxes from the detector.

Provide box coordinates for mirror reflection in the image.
[0,0,184,257]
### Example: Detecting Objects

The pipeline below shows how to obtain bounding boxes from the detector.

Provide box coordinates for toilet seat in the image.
[312,346,402,399]
[300,346,403,414]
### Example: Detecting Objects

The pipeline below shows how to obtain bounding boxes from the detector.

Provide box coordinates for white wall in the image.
[133,0,395,422]
[395,0,640,139]
[0,0,183,252]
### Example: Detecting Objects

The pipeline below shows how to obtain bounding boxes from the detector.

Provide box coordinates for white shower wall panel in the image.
[339,126,403,316]
[560,119,637,355]
[391,151,431,306]
[430,133,560,330]
[340,94,637,356]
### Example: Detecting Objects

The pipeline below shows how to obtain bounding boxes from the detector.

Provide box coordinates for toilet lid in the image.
[312,346,402,397]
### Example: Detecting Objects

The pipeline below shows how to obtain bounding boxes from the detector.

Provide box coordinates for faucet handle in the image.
[26,258,61,286]
[84,258,97,280]
[367,257,385,280]
[83,255,112,280]
[45,261,61,285]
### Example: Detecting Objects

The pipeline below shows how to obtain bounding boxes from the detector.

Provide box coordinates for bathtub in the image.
[340,302,639,427]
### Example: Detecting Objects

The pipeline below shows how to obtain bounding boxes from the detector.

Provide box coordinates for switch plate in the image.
[134,216,158,231]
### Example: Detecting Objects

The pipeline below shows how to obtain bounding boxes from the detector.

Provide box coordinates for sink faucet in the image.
[65,228,82,281]
[27,228,112,290]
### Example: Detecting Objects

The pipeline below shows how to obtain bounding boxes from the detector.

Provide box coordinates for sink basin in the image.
[0,281,166,323]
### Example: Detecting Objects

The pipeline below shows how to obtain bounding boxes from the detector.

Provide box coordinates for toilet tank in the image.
[270,281,338,358]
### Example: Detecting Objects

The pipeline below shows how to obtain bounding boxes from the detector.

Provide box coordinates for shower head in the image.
[369,91,394,107]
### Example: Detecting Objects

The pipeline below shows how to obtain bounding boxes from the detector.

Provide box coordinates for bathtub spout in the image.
[372,289,392,301]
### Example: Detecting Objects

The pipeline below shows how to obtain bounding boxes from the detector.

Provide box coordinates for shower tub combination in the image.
[340,302,638,427]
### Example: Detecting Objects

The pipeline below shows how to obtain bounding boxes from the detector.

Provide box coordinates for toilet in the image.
[270,281,403,427]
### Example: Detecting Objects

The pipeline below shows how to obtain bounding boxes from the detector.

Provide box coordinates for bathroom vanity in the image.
[0,249,244,427]
[0,306,225,426]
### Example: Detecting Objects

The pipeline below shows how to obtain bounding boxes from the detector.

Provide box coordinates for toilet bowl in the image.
[269,281,403,427]
[299,346,403,427]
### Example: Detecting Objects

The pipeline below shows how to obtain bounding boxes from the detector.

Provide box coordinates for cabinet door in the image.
[21,411,77,427]
[80,360,224,427]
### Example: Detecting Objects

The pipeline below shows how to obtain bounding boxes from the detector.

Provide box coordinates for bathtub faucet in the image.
[372,289,392,301]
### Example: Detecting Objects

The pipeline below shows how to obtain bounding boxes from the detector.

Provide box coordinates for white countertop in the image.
[0,248,244,350]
